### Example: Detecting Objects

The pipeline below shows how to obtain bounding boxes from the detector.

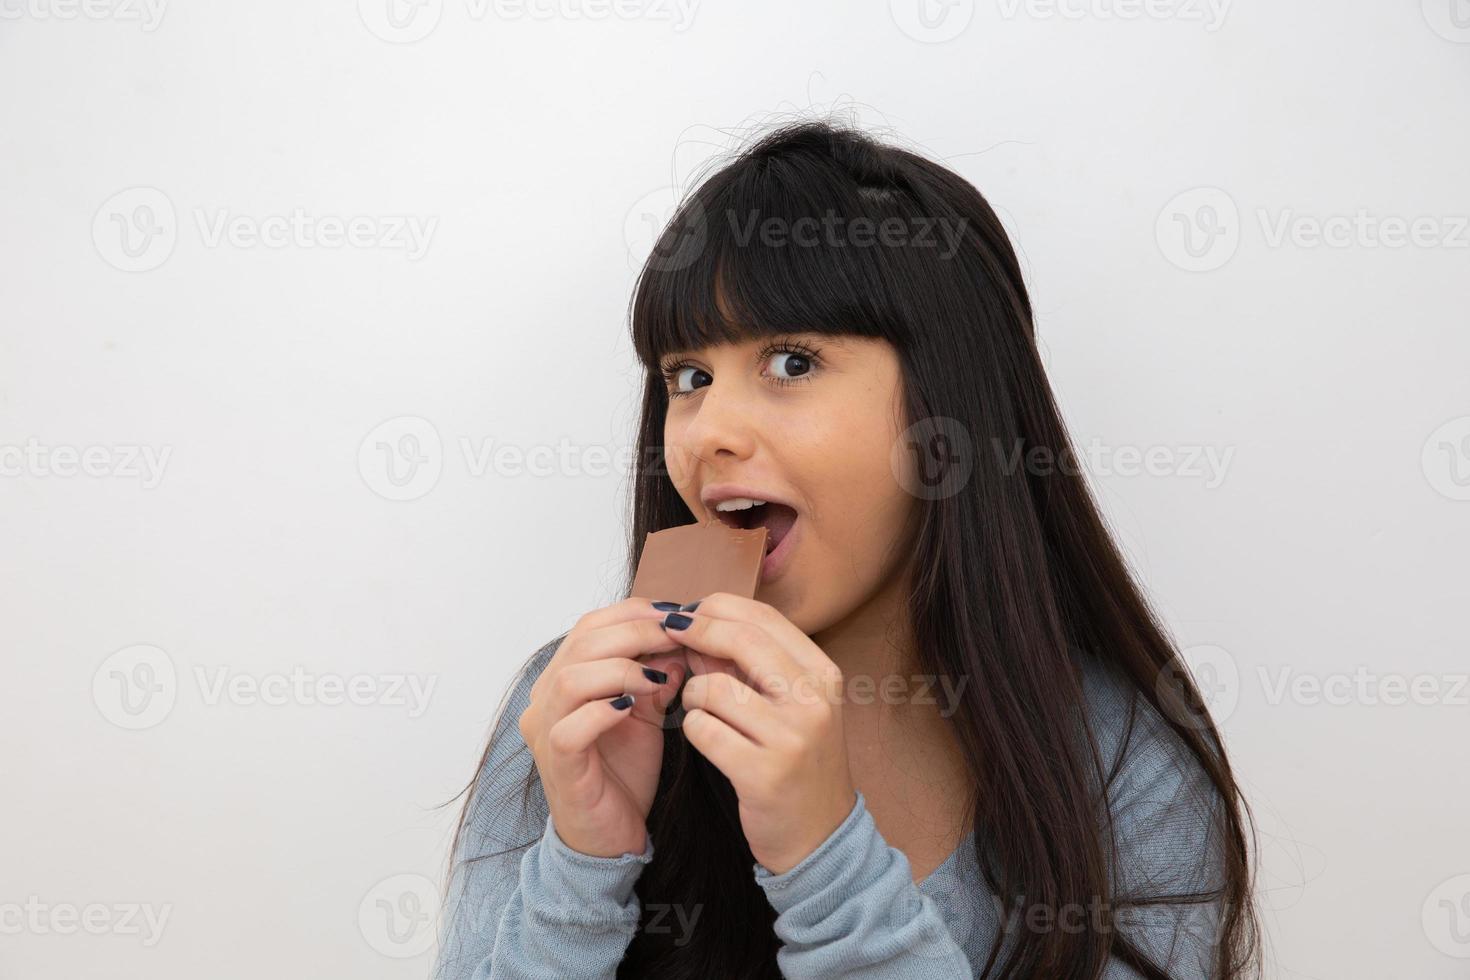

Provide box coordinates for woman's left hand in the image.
[662,592,857,875]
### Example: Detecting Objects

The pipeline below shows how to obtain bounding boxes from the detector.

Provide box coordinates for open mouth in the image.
[713,501,799,555]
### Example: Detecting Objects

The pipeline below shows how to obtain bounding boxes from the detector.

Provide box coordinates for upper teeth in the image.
[714,497,767,512]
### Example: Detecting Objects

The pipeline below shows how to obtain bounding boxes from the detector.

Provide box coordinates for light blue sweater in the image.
[433,637,1228,978]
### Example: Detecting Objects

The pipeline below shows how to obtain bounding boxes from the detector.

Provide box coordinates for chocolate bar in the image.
[630,519,768,604]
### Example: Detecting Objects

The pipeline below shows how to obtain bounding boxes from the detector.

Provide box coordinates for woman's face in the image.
[659,331,918,634]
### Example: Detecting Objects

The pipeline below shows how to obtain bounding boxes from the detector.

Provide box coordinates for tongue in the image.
[754,503,798,554]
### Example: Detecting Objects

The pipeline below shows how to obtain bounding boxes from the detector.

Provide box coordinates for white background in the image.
[2,1,1467,977]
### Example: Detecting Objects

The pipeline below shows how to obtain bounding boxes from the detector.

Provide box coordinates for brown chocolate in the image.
[630,519,768,604]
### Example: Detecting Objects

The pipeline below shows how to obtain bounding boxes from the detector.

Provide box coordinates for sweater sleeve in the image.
[752,789,973,978]
[432,636,653,980]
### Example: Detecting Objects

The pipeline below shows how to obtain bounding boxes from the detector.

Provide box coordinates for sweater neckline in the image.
[918,826,976,889]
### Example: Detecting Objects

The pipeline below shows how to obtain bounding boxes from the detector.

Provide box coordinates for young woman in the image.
[432,120,1261,979]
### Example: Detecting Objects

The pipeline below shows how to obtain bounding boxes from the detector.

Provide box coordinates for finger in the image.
[560,616,684,666]
[683,648,753,690]
[571,595,689,637]
[681,705,760,784]
[679,671,782,746]
[679,592,830,674]
[660,609,794,698]
[542,691,642,782]
[539,657,682,725]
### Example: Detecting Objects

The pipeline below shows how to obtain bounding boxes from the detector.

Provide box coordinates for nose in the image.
[675,376,759,470]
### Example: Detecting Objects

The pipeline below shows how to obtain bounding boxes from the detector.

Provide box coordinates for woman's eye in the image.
[768,351,812,380]
[669,365,710,395]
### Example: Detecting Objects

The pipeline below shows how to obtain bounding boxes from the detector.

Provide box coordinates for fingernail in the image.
[662,612,693,631]
[651,600,682,611]
[641,666,668,684]
[610,694,634,710]
[679,600,702,612]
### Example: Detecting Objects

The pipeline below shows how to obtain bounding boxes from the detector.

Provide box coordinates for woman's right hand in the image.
[518,598,690,859]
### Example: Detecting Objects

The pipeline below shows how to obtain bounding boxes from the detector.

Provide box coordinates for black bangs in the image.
[628,128,940,371]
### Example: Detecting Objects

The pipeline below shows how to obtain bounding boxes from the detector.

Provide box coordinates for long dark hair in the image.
[447,118,1261,979]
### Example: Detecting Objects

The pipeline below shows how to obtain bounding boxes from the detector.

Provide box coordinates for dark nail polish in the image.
[679,600,702,613]
[610,694,634,710]
[642,666,668,684]
[662,612,693,631]
[651,600,682,611]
